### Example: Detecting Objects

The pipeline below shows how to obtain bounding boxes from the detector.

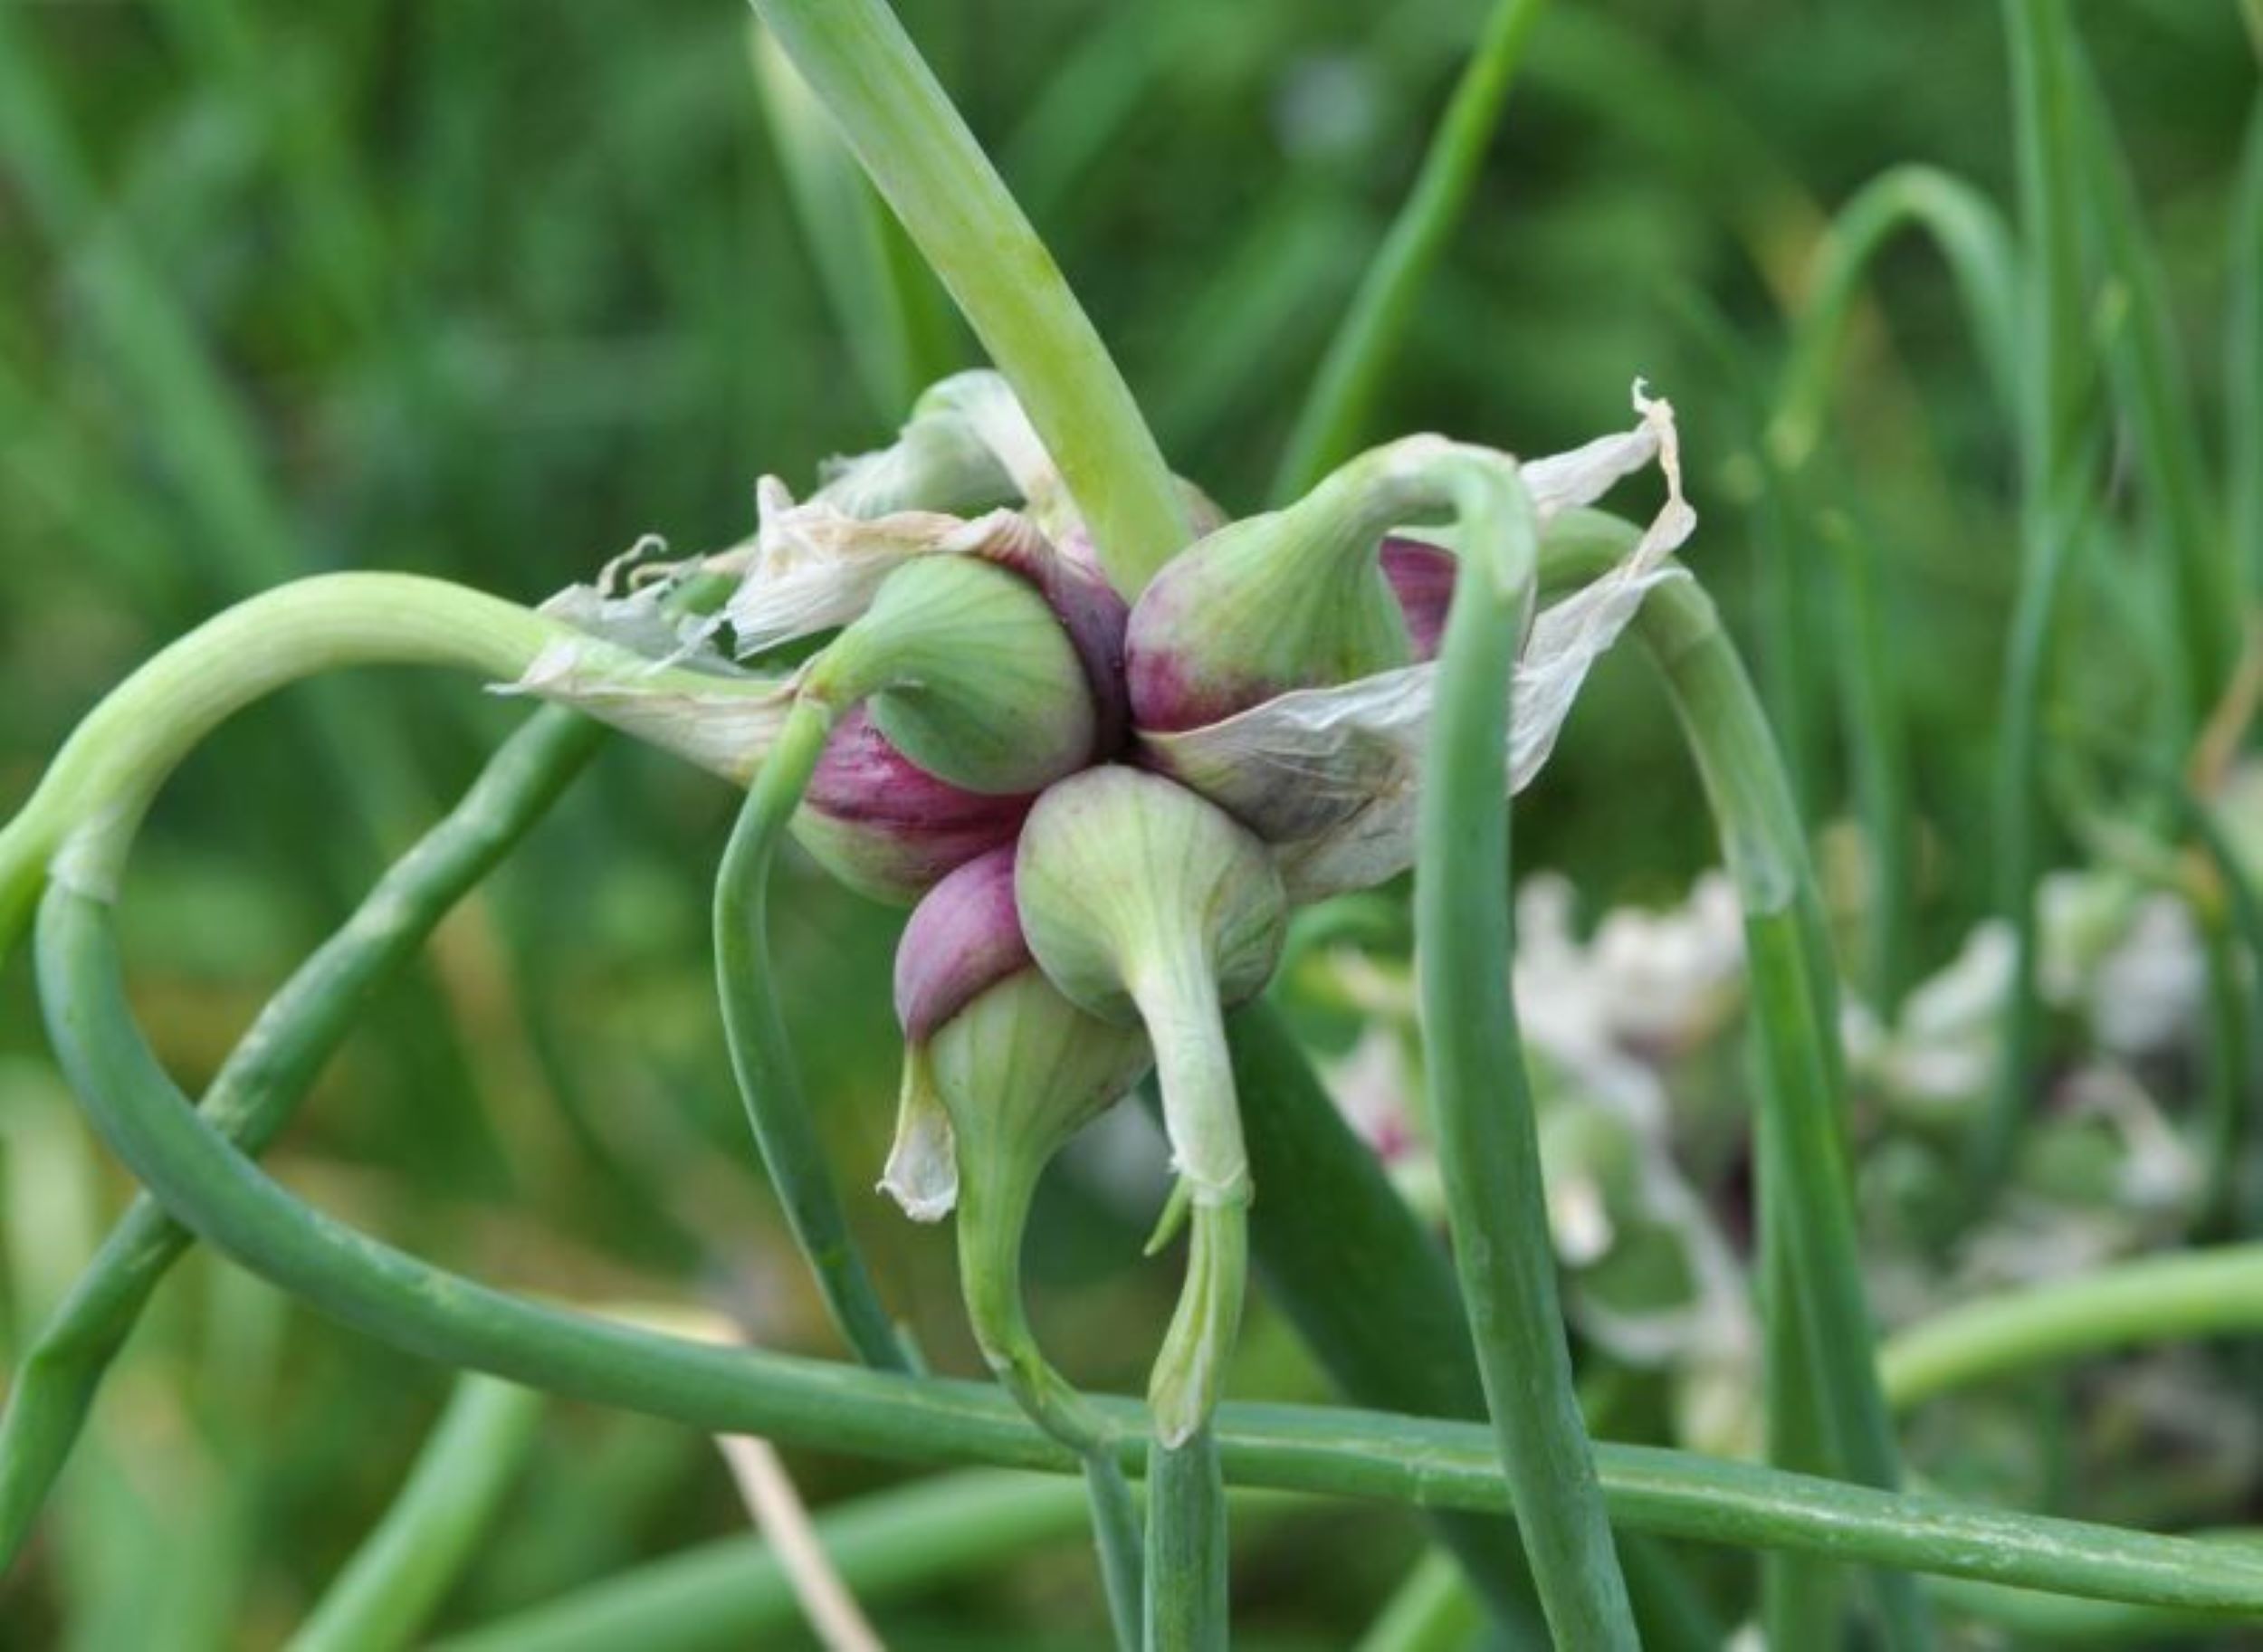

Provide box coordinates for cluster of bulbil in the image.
[526,370,1690,1452]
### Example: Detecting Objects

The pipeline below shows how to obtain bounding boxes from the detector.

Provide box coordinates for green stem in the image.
[713,697,912,1371]
[289,1375,546,1652]
[1144,1430,1227,1652]
[956,1158,1143,1649]
[432,1470,1099,1652]
[1222,1004,1548,1643]
[33,892,2263,1614]
[1148,1200,1246,1451]
[0,706,602,1571]
[747,0,1189,595]
[1660,621,1930,1651]
[1126,953,1249,1640]
[1417,454,1636,1646]
[1926,1569,2248,1644]
[1880,1241,2263,1408]
[1270,0,1548,502]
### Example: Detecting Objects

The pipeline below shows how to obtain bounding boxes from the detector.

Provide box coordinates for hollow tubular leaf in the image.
[747,0,1190,596]
[1413,453,1637,1647]
[0,706,602,1571]
[714,698,912,1371]
[1881,1241,2263,1409]
[1222,1005,1547,1642]
[33,890,2263,1616]
[1144,1430,1227,1651]
[0,571,777,964]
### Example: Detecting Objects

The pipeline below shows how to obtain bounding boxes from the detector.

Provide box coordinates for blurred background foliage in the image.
[0,0,2256,1645]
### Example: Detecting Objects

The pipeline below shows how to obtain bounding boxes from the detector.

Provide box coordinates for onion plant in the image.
[3,1,2261,1647]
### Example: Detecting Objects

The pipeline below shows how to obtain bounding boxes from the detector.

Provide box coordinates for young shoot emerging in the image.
[1013,766,1286,1442]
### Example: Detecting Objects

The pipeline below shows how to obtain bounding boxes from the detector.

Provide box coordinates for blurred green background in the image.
[0,0,2256,1644]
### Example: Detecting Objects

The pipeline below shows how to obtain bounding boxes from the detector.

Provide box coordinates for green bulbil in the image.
[807,556,1096,794]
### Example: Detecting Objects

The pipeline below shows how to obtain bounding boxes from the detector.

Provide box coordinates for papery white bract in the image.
[499,636,797,784]
[722,491,1015,654]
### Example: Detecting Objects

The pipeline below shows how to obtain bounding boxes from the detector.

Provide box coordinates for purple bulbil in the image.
[893,845,1033,1043]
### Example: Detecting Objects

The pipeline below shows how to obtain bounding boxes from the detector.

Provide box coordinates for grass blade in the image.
[2230,100,2263,599]
[1766,165,2020,471]
[289,1376,547,1652]
[750,20,951,423]
[1978,0,2099,1198]
[2068,47,2233,726]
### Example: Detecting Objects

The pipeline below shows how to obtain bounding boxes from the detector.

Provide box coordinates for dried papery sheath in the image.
[806,553,1096,795]
[535,535,715,659]
[719,372,1158,659]
[1144,389,1695,898]
[915,370,1226,553]
[494,635,797,786]
[721,493,1002,656]
[793,708,1035,905]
